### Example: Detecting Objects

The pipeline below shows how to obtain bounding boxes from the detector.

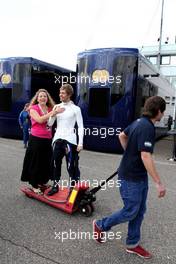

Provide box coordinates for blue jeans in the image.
[23,125,29,145]
[96,178,148,247]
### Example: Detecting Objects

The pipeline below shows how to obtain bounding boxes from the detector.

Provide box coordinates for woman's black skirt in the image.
[21,135,52,187]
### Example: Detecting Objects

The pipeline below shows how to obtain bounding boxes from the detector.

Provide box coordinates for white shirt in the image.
[48,101,84,146]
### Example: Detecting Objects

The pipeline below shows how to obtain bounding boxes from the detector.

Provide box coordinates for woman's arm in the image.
[47,105,65,126]
[30,109,53,124]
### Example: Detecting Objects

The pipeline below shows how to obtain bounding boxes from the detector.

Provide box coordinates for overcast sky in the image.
[0,0,175,70]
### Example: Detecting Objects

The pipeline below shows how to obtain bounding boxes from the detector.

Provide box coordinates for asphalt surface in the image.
[0,137,176,264]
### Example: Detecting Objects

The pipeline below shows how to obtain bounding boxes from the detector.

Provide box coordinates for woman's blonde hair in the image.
[29,89,55,108]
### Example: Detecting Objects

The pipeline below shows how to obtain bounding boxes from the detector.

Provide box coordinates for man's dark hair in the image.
[143,96,166,118]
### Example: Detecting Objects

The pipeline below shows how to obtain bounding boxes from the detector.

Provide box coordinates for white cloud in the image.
[0,0,175,70]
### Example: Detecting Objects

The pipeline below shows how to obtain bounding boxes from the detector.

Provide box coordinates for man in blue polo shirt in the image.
[93,96,166,259]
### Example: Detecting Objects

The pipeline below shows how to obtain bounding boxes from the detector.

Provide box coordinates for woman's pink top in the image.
[30,104,52,139]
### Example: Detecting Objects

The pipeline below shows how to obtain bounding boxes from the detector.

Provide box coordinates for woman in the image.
[21,89,64,194]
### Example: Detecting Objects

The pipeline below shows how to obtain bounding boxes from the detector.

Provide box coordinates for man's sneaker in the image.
[93,220,105,243]
[126,245,152,259]
[47,184,59,196]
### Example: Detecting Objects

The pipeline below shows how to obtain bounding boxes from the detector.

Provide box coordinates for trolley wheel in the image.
[79,204,93,217]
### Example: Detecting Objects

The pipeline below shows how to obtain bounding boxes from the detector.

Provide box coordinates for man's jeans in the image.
[96,178,148,247]
[52,139,80,184]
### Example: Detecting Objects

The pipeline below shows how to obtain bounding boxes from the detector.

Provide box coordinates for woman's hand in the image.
[51,107,65,117]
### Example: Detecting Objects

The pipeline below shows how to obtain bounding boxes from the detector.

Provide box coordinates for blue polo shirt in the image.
[118,116,155,181]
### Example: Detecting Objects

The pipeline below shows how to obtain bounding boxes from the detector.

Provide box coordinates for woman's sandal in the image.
[38,184,50,190]
[32,187,43,195]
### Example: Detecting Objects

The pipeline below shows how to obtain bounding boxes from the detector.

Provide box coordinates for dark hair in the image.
[143,96,166,118]
[24,103,30,110]
[60,84,74,96]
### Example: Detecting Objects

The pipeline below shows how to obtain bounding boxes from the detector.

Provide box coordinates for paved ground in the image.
[0,137,176,264]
